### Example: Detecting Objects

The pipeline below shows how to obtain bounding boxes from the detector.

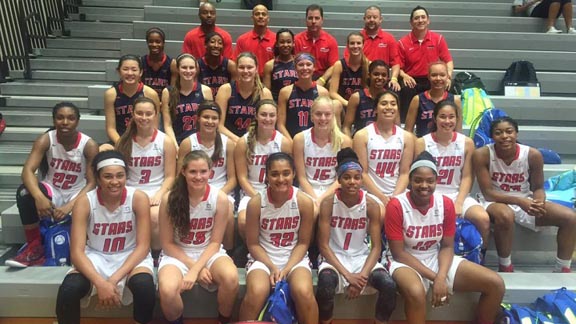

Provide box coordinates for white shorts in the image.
[41,181,80,208]
[442,193,482,218]
[238,195,252,213]
[388,255,465,294]
[319,257,384,295]
[158,247,230,292]
[478,195,538,231]
[246,258,311,276]
[76,248,154,307]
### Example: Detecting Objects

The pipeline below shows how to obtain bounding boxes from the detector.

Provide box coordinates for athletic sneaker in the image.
[498,263,515,273]
[5,240,45,267]
[554,266,572,273]
[546,26,562,34]
[567,27,576,34]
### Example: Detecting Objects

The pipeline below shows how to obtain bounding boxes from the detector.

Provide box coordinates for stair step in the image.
[29,70,107,82]
[69,29,132,39]
[81,0,152,8]
[0,167,23,187]
[30,58,107,72]
[46,38,120,51]
[0,127,46,142]
[0,191,16,215]
[64,21,133,32]
[1,82,90,96]
[38,48,120,59]
[79,6,144,16]
[0,95,88,108]
[0,145,31,166]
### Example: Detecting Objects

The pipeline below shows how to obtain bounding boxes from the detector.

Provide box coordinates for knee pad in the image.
[316,269,338,321]
[56,273,91,324]
[127,273,156,324]
[370,269,397,322]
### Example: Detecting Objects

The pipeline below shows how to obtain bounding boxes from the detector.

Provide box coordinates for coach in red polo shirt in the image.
[234,4,276,77]
[394,6,453,122]
[182,2,233,59]
[294,4,339,84]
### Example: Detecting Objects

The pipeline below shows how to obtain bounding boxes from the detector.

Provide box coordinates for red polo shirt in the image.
[344,28,398,66]
[234,28,276,76]
[294,29,339,78]
[397,30,452,78]
[182,26,233,59]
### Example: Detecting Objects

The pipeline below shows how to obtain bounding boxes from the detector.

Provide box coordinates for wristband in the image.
[318,77,326,83]
[391,77,398,82]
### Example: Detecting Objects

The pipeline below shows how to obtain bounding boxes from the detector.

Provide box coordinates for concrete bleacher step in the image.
[0,167,22,188]
[27,70,107,82]
[1,125,108,144]
[38,48,120,59]
[0,95,88,108]
[0,82,92,97]
[492,96,576,126]
[1,109,101,128]
[30,58,108,72]
[81,0,152,8]
[0,190,15,214]
[46,38,121,51]
[0,145,31,166]
[65,21,134,33]
[74,6,144,22]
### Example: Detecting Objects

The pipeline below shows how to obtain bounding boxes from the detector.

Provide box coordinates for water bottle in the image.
[59,258,67,266]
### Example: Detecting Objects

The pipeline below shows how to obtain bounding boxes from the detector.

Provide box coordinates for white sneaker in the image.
[567,27,576,34]
[546,26,562,34]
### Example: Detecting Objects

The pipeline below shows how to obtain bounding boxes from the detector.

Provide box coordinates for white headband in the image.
[409,160,438,175]
[96,158,126,171]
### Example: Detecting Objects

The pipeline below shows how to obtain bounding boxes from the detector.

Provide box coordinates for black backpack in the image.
[502,60,539,85]
[451,71,486,95]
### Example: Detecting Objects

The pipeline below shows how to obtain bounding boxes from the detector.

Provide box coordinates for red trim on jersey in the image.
[195,132,202,145]
[97,187,128,206]
[266,186,294,204]
[373,123,380,135]
[423,90,449,101]
[146,53,167,71]
[373,123,396,135]
[201,55,225,68]
[392,124,397,135]
[310,128,330,145]
[150,128,158,142]
[514,144,521,160]
[407,191,434,215]
[118,82,144,95]
[202,184,211,202]
[336,188,364,206]
[363,88,372,98]
[269,130,277,141]
[431,131,457,143]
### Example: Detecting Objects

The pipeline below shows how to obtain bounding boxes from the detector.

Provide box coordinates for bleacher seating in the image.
[1,0,575,321]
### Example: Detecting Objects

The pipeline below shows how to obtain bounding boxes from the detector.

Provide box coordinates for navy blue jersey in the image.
[337,58,363,101]
[285,83,319,138]
[354,89,377,132]
[141,54,172,98]
[172,83,205,144]
[225,81,256,138]
[198,56,231,97]
[113,82,145,136]
[415,91,454,138]
[271,59,298,102]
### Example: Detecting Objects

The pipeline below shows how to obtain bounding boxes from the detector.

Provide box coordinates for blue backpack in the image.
[468,107,509,148]
[501,303,556,324]
[258,280,296,324]
[454,218,483,264]
[544,169,576,208]
[534,288,576,324]
[40,215,72,266]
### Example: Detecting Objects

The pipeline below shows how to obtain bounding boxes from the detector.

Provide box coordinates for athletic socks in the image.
[554,257,572,272]
[498,256,512,267]
[24,226,41,244]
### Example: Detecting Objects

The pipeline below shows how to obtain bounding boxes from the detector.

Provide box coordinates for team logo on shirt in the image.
[320,47,329,53]
[206,202,212,211]
[266,46,273,52]
[378,43,387,48]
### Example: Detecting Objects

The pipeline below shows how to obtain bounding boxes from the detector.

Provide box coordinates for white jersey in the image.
[259,187,302,267]
[175,184,218,253]
[488,143,531,198]
[303,128,337,192]
[244,130,284,194]
[422,132,465,194]
[45,130,90,203]
[393,192,447,261]
[127,129,166,197]
[189,132,229,190]
[366,124,405,194]
[329,189,370,258]
[86,186,137,254]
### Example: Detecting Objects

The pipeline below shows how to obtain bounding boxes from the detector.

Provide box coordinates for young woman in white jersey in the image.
[385,151,504,324]
[6,102,98,268]
[115,96,176,257]
[415,100,490,260]
[239,152,318,324]
[56,150,155,324]
[235,99,292,239]
[352,90,415,208]
[293,96,352,208]
[473,117,576,273]
[178,101,236,250]
[316,148,397,324]
[158,150,238,324]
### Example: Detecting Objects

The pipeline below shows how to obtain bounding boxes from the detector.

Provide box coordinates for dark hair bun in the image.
[337,147,359,165]
[413,150,436,164]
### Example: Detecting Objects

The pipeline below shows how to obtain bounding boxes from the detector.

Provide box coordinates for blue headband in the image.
[337,161,363,178]
[295,52,315,64]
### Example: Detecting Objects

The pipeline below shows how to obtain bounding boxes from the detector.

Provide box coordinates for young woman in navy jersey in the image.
[103,55,160,148]
[329,32,369,109]
[141,27,177,98]
[385,151,504,324]
[352,90,415,208]
[405,62,461,138]
[316,148,397,324]
[158,150,238,324]
[162,53,213,147]
[56,150,155,324]
[216,52,273,142]
[293,96,351,208]
[262,28,298,102]
[277,52,334,139]
[116,97,177,252]
[6,102,99,268]
[343,60,390,137]
[198,31,237,97]
[239,153,318,324]
[178,101,237,250]
[235,99,292,239]
[415,101,490,261]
